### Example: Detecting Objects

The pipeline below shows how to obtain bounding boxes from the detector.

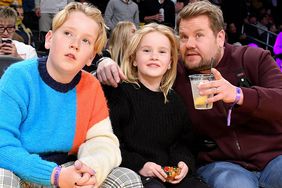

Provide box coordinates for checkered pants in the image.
[0,167,143,188]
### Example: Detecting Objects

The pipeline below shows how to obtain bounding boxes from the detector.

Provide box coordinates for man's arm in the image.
[96,57,126,87]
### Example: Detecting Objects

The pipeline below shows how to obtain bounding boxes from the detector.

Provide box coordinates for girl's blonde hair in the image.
[121,23,178,103]
[52,2,107,54]
[108,21,136,65]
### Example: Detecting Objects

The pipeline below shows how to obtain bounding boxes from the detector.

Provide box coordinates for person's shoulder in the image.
[12,40,34,48]
[226,43,269,58]
[80,70,100,87]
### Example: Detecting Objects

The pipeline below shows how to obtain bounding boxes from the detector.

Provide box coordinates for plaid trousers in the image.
[0,167,143,188]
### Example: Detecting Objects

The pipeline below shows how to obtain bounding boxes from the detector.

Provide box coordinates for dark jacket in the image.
[174,43,282,171]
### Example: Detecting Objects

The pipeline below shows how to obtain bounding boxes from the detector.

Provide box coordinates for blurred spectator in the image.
[226,22,242,45]
[0,6,37,59]
[175,0,188,13]
[256,14,269,36]
[243,13,260,45]
[12,5,34,46]
[139,0,175,28]
[108,21,136,64]
[104,0,139,31]
[22,0,38,31]
[81,0,110,15]
[35,0,74,51]
[84,21,137,73]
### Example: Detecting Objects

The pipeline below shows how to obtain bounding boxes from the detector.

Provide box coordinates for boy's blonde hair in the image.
[121,23,178,103]
[52,2,107,54]
[177,0,224,36]
[108,21,136,65]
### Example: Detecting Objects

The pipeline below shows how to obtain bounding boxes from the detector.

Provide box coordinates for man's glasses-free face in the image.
[0,26,15,33]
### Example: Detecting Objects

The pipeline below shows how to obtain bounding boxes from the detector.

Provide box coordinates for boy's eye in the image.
[82,38,90,45]
[64,31,71,36]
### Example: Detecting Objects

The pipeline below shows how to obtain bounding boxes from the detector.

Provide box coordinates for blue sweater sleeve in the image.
[0,63,57,185]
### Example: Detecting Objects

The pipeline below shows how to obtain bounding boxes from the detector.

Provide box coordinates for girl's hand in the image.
[139,162,167,182]
[168,161,188,184]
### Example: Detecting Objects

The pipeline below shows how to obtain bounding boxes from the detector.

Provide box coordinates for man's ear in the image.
[44,30,53,50]
[217,29,225,48]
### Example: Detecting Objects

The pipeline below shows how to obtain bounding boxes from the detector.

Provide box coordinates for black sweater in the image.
[103,82,195,175]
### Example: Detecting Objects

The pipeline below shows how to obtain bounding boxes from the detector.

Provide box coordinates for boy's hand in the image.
[74,160,97,186]
[52,160,96,188]
[139,162,167,182]
[96,58,126,87]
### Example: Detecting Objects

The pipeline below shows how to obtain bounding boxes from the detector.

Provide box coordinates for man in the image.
[104,0,139,31]
[95,1,282,188]
[0,6,37,59]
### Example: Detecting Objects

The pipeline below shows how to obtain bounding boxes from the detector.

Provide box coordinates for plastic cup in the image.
[189,74,214,110]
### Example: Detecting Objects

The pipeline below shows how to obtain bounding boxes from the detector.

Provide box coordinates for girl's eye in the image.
[143,49,150,52]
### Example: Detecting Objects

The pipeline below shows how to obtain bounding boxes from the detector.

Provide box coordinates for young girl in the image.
[104,23,209,188]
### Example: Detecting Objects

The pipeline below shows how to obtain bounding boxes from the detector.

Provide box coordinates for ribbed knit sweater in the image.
[103,82,196,175]
[0,57,121,186]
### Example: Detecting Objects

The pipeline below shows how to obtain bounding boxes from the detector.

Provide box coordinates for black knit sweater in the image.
[103,82,196,175]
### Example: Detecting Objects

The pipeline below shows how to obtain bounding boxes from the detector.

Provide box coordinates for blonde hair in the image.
[176,0,224,36]
[52,2,107,54]
[121,23,178,103]
[0,6,17,23]
[108,21,136,65]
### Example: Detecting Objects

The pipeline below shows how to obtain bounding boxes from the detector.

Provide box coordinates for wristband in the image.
[227,87,241,126]
[95,57,109,67]
[53,166,62,187]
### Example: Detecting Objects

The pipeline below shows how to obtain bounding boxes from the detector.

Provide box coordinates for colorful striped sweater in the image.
[0,57,121,186]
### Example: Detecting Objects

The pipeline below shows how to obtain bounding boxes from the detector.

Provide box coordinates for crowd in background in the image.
[0,0,278,54]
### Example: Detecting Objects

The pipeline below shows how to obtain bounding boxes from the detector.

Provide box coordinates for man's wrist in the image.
[95,57,109,67]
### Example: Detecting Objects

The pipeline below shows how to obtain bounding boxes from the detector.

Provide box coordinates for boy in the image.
[0,2,142,188]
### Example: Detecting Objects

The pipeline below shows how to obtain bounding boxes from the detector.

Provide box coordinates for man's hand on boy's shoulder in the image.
[96,58,126,88]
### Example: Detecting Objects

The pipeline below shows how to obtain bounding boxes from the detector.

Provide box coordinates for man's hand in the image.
[96,58,126,87]
[139,162,167,182]
[198,68,243,105]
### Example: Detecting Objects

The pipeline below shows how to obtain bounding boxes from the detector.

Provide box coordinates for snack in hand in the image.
[163,166,181,181]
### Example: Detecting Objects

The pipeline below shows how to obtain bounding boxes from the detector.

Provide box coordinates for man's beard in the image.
[185,47,221,72]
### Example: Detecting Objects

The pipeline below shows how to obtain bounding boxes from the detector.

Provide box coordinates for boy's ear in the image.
[86,52,96,66]
[44,30,53,50]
